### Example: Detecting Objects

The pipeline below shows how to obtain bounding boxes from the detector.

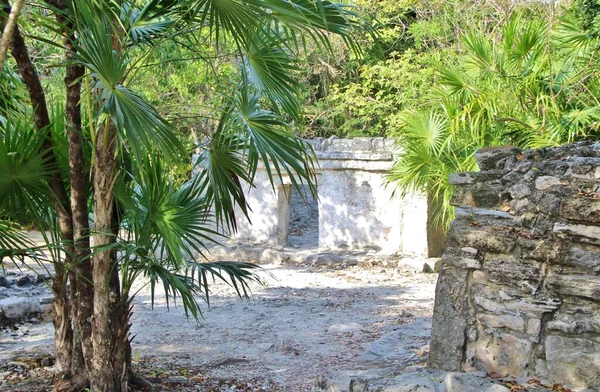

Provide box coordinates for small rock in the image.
[0,297,41,320]
[443,372,510,392]
[35,273,52,284]
[383,372,440,392]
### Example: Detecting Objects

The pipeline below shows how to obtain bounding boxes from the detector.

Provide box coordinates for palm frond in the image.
[73,0,185,163]
[0,117,55,225]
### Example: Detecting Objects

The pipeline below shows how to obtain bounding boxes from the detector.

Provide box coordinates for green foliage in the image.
[0,0,361,326]
[572,0,600,34]
[390,10,600,227]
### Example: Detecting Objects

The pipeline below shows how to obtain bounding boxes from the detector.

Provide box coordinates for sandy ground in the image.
[129,264,437,391]
[1,261,437,391]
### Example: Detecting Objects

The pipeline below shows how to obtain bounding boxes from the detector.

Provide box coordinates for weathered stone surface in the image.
[430,142,600,389]
[358,320,431,366]
[466,333,535,376]
[518,238,561,262]
[545,336,600,389]
[449,171,505,186]
[383,373,441,392]
[560,197,600,223]
[0,297,41,320]
[477,314,524,332]
[449,227,516,254]
[509,182,532,199]
[15,275,30,286]
[546,269,600,300]
[562,244,600,273]
[534,176,562,190]
[429,267,471,371]
[483,254,542,289]
[443,372,510,392]
[553,222,600,244]
[451,184,508,208]
[475,146,522,171]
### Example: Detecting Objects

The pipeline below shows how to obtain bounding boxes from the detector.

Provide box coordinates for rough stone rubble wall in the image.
[429,142,600,389]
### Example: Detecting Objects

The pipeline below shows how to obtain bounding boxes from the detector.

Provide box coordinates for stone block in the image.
[383,372,440,392]
[477,314,524,332]
[475,146,522,171]
[533,196,562,217]
[553,222,600,244]
[517,238,561,262]
[555,243,600,273]
[546,268,600,300]
[454,207,517,227]
[560,197,600,224]
[449,171,505,186]
[429,266,471,371]
[443,256,482,269]
[483,254,543,289]
[466,332,535,376]
[473,295,510,315]
[545,335,600,389]
[503,298,560,314]
[451,184,508,208]
[510,198,533,215]
[449,227,516,254]
[372,137,395,152]
[526,318,541,336]
[509,182,532,199]
[331,138,373,152]
[547,297,600,334]
[534,176,562,190]
[449,172,477,185]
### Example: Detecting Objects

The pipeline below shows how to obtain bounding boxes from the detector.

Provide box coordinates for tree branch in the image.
[0,0,25,73]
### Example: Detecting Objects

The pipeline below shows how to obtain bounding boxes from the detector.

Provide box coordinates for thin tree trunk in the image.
[90,120,128,392]
[60,13,94,382]
[0,0,24,72]
[2,4,78,388]
[51,263,74,392]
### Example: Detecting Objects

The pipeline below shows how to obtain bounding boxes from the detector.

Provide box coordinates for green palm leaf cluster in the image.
[390,11,600,228]
[0,1,361,387]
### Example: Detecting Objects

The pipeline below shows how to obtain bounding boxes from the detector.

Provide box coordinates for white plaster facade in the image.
[202,137,435,257]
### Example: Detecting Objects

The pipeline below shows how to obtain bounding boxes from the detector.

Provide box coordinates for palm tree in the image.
[0,0,360,390]
[389,10,600,228]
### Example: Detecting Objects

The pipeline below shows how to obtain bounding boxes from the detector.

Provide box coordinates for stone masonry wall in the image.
[429,142,600,389]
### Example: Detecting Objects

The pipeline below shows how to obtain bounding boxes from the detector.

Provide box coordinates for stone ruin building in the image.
[430,142,600,389]
[219,137,444,259]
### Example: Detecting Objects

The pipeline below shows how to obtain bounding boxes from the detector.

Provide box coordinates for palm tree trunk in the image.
[1,6,80,389]
[90,120,128,392]
[61,14,94,383]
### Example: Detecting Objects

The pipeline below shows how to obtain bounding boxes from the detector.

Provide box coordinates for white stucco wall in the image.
[194,137,435,256]
[318,169,403,254]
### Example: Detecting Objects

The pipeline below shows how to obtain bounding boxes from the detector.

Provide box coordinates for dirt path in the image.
[1,263,437,391]
[130,264,437,391]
